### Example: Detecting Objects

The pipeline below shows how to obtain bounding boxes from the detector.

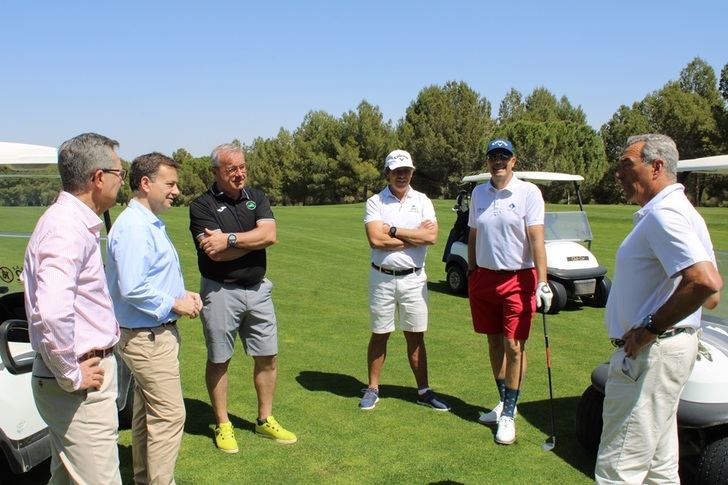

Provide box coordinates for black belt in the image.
[371,263,420,276]
[611,327,690,348]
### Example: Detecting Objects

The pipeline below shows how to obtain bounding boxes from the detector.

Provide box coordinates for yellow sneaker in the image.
[214,422,239,453]
[255,416,297,444]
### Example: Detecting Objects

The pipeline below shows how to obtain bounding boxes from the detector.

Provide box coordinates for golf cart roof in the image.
[677,155,728,174]
[0,142,57,170]
[462,171,584,185]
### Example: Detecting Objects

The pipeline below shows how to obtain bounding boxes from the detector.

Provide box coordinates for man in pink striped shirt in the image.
[23,133,125,484]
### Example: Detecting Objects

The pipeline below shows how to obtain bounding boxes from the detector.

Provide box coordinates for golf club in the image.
[541,309,556,451]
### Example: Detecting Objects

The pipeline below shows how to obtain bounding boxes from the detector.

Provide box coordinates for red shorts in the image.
[468,267,537,340]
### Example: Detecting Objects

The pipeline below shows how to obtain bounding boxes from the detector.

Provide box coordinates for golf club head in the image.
[542,436,556,451]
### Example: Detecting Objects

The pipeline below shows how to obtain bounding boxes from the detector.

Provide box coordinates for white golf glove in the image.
[536,281,552,313]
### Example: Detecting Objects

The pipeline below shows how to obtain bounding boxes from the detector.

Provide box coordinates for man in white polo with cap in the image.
[359,149,450,412]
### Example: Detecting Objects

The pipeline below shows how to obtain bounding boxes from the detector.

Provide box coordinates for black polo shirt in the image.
[189,184,274,287]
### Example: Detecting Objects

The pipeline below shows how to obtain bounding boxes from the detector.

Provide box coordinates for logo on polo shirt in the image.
[217,206,227,213]
[409,204,418,212]
[246,201,257,210]
[509,203,516,209]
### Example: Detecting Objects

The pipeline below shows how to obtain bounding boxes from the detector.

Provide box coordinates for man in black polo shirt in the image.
[189,143,296,453]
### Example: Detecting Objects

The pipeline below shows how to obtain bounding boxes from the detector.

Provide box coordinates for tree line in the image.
[2,57,727,208]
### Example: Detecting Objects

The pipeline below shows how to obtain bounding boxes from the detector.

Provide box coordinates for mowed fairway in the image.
[2,201,727,484]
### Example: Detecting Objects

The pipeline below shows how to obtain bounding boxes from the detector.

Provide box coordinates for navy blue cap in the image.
[486,139,514,155]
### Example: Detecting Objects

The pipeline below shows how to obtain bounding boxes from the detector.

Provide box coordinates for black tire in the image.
[696,436,728,485]
[547,280,567,315]
[575,385,604,454]
[583,276,611,308]
[446,264,468,295]
[118,382,134,429]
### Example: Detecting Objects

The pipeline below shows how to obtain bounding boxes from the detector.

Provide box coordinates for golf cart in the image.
[0,142,134,475]
[575,155,728,483]
[442,171,610,314]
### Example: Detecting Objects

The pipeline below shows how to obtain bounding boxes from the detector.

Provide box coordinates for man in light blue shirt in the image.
[107,152,202,485]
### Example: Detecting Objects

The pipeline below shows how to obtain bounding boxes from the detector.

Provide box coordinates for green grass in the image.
[3,201,727,484]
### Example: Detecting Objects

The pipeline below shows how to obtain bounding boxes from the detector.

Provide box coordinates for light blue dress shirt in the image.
[107,199,186,328]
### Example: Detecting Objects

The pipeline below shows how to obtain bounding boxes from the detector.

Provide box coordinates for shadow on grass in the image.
[119,443,133,484]
[182,397,255,442]
[295,370,482,423]
[516,397,596,480]
[296,371,595,480]
[427,280,468,298]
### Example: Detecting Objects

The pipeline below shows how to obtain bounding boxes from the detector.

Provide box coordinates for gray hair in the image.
[626,134,679,179]
[57,133,119,193]
[210,143,245,168]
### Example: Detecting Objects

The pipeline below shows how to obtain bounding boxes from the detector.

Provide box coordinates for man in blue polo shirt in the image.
[107,152,202,484]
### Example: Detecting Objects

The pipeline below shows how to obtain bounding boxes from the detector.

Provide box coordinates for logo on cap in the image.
[486,139,514,155]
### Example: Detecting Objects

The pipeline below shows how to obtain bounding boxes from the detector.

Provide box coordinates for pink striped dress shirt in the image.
[23,191,120,392]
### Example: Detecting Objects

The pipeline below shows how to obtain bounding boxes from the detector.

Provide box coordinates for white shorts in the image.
[368,267,428,333]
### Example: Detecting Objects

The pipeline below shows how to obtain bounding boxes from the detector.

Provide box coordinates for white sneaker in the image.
[478,402,517,424]
[495,415,516,444]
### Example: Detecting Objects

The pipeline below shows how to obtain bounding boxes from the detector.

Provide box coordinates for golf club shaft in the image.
[542,311,556,443]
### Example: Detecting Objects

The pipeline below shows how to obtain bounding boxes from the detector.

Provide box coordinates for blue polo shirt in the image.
[107,199,186,329]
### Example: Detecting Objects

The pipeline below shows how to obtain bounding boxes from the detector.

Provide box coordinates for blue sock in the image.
[496,379,506,402]
[503,387,519,418]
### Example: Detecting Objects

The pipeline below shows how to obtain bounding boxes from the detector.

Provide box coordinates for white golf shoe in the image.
[495,415,516,444]
[478,401,517,424]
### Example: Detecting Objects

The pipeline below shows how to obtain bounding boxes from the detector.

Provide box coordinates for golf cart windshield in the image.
[544,211,593,243]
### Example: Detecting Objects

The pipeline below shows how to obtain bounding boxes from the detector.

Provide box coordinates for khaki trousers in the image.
[595,331,698,484]
[120,325,185,485]
[32,354,121,485]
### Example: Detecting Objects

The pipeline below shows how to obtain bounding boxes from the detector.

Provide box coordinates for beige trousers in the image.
[120,325,185,485]
[595,330,698,484]
[32,354,121,485]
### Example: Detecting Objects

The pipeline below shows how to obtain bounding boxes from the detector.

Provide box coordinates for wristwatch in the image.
[389,226,398,238]
[642,313,665,336]
[227,233,237,248]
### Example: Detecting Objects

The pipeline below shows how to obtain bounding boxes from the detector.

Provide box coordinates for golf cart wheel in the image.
[583,276,611,308]
[547,280,567,315]
[446,264,468,295]
[696,436,728,484]
[575,385,604,454]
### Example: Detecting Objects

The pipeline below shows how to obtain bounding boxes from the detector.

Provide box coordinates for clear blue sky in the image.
[2,0,726,160]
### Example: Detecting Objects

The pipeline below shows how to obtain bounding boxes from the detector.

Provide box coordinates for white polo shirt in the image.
[364,185,436,269]
[468,175,544,270]
[605,184,715,338]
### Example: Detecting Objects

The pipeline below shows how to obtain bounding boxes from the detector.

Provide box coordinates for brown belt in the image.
[78,346,114,362]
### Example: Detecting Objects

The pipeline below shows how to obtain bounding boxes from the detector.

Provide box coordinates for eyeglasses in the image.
[221,164,247,175]
[486,153,513,162]
[99,168,127,179]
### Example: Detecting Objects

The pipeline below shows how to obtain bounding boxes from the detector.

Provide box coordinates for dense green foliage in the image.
[2,58,726,207]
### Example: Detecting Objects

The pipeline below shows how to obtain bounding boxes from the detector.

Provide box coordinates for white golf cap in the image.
[384,149,415,171]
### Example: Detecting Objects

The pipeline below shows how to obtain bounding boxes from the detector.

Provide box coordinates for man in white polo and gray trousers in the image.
[595,134,722,483]
[359,149,450,412]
